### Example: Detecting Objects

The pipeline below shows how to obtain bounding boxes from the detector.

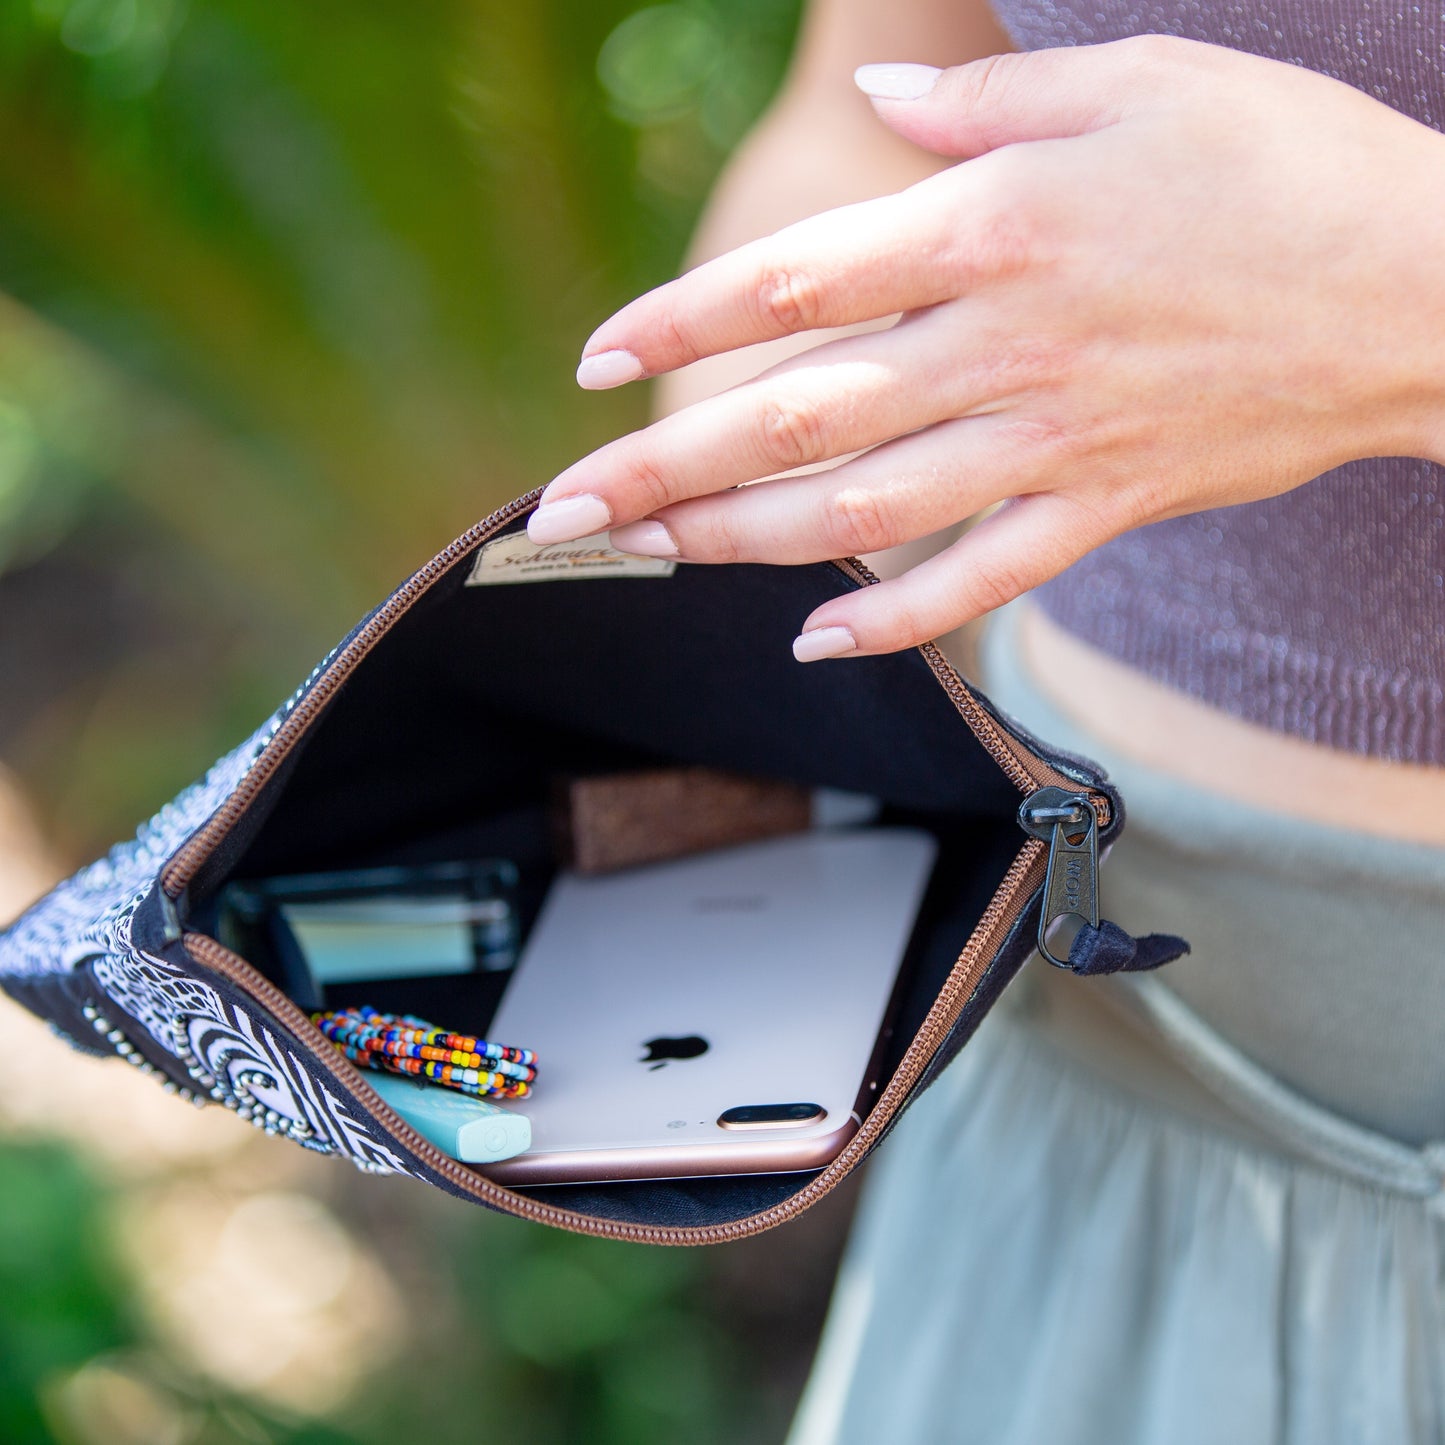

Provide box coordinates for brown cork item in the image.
[552,767,813,874]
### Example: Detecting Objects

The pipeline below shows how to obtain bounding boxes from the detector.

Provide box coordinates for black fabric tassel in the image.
[1067,919,1190,976]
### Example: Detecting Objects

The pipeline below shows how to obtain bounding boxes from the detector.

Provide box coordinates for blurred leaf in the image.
[0,1144,137,1442]
[599,5,722,123]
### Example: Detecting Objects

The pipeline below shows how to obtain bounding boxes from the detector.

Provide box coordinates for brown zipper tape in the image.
[160,493,1093,1242]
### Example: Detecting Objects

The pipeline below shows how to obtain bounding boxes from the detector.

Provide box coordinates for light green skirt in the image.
[789,605,1445,1445]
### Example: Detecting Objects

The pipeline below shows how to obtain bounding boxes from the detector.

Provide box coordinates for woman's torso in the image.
[982,0,1445,836]
[1020,605,1445,844]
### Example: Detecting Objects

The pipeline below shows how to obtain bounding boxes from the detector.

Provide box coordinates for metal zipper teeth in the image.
[185,836,1046,1246]
[156,494,1088,1242]
[160,489,545,899]
[165,508,1092,899]
[828,557,1096,805]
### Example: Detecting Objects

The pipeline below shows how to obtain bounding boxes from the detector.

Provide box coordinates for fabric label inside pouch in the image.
[466,532,677,585]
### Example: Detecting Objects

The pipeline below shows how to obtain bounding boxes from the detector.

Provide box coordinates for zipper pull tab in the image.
[1018,787,1099,970]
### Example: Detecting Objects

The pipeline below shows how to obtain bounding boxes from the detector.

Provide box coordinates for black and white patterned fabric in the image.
[0,679,419,1180]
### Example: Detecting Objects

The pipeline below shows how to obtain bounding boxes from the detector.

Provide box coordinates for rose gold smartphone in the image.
[478,828,937,1186]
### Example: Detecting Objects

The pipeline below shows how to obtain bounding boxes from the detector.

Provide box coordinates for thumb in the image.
[855,41,1157,158]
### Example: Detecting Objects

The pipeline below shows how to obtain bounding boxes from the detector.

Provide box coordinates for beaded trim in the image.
[81,1002,207,1108]
[0,666,425,1179]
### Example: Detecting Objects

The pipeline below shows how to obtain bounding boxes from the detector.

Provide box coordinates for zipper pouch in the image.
[0,491,1186,1244]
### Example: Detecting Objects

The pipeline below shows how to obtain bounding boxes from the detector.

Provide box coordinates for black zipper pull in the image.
[1018,787,1099,969]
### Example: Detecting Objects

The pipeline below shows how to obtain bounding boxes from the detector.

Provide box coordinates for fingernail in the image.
[792,626,858,663]
[528,493,612,544]
[853,63,942,101]
[577,349,644,390]
[609,520,678,558]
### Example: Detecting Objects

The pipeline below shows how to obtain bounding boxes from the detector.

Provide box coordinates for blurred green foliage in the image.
[0,1135,809,1444]
[0,3,840,1442]
[0,0,800,851]
[0,1143,133,1441]
[344,1210,750,1445]
[0,1141,354,1444]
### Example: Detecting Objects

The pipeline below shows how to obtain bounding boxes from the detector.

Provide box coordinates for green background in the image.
[0,0,800,856]
[0,3,876,1442]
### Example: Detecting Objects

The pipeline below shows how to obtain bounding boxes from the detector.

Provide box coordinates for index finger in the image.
[576,165,989,388]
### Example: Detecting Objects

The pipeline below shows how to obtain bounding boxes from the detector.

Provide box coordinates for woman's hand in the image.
[527,37,1445,660]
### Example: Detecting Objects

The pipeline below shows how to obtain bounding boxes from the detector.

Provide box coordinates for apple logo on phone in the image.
[640,1035,709,1070]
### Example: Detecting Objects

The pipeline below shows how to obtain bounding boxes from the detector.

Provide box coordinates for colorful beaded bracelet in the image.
[312,1005,537,1100]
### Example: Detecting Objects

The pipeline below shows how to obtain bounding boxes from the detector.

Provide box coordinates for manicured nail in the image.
[528,493,612,544]
[609,520,678,558]
[576,349,644,390]
[792,626,858,663]
[854,64,942,101]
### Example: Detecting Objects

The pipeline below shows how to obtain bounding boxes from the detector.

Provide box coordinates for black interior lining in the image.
[214,527,1021,886]
[188,522,1032,1228]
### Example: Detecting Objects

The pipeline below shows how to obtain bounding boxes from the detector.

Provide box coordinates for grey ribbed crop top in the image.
[988,0,1445,763]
